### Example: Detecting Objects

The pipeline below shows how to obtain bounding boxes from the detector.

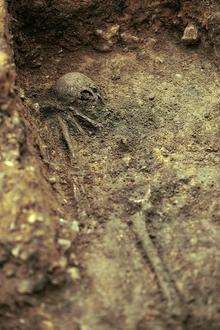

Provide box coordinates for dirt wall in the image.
[0,0,219,328]
[9,0,219,67]
[0,1,75,320]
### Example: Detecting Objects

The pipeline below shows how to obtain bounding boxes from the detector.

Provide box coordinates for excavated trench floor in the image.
[16,34,220,329]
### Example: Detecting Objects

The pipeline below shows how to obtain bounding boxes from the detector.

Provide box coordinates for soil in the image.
[0,1,220,329]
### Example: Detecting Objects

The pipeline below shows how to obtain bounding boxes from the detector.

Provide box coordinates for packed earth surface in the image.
[0,1,219,329]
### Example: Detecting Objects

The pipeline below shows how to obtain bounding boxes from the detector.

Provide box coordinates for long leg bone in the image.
[65,112,87,135]
[58,116,76,161]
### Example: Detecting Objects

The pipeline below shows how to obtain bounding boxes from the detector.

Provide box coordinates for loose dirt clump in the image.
[10,0,218,66]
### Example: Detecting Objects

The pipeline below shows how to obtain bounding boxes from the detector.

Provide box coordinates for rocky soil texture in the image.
[0,0,219,329]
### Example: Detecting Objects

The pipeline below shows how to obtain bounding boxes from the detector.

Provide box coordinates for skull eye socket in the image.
[80,89,94,101]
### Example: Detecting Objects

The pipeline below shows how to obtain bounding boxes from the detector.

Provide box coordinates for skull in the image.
[54,72,102,105]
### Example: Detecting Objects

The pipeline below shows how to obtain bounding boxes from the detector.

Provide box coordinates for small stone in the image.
[48,176,57,184]
[17,279,34,294]
[58,238,71,251]
[122,155,131,166]
[138,100,144,106]
[18,274,47,294]
[155,56,164,64]
[58,257,68,269]
[11,114,21,126]
[120,32,140,45]
[41,320,54,330]
[27,166,35,172]
[59,218,67,225]
[70,220,80,232]
[34,229,46,237]
[95,24,120,52]
[111,73,121,81]
[4,160,14,167]
[149,94,155,101]
[67,267,80,281]
[11,245,21,258]
[20,249,35,261]
[27,212,43,224]
[181,23,199,45]
[3,263,16,277]
[14,234,23,242]
[9,221,16,231]
[104,24,120,40]
[18,88,25,100]
[33,103,40,111]
[175,73,183,80]
[69,253,79,266]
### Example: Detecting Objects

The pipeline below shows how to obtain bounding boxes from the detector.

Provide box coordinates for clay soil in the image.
[0,1,219,329]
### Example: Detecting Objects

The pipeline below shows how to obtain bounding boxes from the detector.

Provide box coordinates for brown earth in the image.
[0,1,220,329]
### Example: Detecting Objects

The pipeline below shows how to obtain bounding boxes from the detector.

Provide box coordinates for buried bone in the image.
[38,72,104,160]
[54,72,102,105]
[40,72,103,132]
